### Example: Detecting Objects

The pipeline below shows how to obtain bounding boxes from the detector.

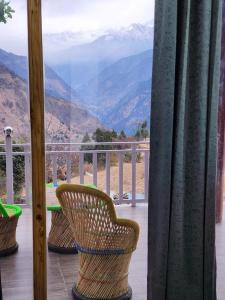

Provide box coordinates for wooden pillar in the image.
[216,0,225,223]
[27,1,47,299]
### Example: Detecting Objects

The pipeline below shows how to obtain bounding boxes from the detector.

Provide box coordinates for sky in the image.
[0,0,154,55]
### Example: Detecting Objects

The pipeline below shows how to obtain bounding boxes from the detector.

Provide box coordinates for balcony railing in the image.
[0,129,150,207]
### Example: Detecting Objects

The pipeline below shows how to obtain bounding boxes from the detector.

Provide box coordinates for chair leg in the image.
[72,284,132,300]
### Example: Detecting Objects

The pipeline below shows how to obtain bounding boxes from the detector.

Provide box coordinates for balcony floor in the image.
[0,204,147,300]
[1,203,225,300]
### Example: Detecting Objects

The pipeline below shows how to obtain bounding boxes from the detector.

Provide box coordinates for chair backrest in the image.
[56,184,139,254]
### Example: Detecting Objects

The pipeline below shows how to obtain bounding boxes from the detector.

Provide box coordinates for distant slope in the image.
[48,23,153,88]
[78,50,152,134]
[0,64,103,141]
[0,48,80,102]
[102,80,151,133]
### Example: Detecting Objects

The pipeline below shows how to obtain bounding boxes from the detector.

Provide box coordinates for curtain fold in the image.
[148,1,222,299]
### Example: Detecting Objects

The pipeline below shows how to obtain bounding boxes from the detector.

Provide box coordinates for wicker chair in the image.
[47,205,77,254]
[56,184,139,300]
[0,202,22,257]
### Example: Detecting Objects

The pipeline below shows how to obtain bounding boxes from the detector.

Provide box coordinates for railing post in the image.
[52,154,57,186]
[4,127,14,204]
[106,152,110,195]
[144,151,150,202]
[118,152,124,204]
[131,144,137,207]
[79,152,84,184]
[25,144,32,205]
[66,153,71,184]
[93,153,98,186]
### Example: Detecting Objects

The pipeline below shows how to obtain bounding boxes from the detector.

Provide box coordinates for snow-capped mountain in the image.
[105,23,154,41]
[43,30,105,54]
[45,23,153,88]
[44,23,153,55]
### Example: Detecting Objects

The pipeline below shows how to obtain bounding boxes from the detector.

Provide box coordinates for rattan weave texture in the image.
[56,184,139,300]
[48,210,77,254]
[0,215,19,257]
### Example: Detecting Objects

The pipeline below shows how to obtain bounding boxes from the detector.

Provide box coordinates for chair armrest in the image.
[111,218,140,253]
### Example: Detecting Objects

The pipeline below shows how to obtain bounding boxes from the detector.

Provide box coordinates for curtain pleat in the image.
[148,1,222,299]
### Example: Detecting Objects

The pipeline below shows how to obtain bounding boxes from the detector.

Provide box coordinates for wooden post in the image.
[27,1,47,299]
[216,0,225,223]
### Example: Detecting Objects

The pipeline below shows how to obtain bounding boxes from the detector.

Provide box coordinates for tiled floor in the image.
[0,205,147,300]
[1,203,224,300]
[216,208,225,300]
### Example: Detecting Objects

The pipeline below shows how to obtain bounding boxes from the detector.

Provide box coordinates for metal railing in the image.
[0,128,150,206]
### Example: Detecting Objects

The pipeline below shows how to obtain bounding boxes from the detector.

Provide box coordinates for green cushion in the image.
[47,184,97,211]
[0,199,9,217]
[47,205,62,212]
[81,184,97,189]
[5,205,22,218]
[0,200,22,218]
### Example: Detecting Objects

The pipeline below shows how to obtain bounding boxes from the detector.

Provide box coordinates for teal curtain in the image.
[148,1,222,300]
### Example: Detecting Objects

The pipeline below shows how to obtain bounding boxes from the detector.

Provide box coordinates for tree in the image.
[140,120,149,140]
[92,128,118,165]
[81,133,94,163]
[134,126,141,141]
[118,130,126,140]
[92,128,117,143]
[0,1,14,23]
[0,142,25,200]
[134,121,149,141]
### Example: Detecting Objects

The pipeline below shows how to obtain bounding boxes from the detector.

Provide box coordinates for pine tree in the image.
[81,133,93,163]
[0,142,24,199]
[140,120,149,140]
[134,121,149,141]
[0,1,14,24]
[119,130,126,140]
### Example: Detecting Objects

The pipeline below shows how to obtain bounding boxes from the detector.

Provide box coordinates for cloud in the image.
[0,0,154,54]
[41,0,154,32]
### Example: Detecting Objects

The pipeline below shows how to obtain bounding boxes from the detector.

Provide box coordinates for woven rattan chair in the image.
[56,184,139,300]
[0,201,22,257]
[47,184,97,254]
[47,205,77,254]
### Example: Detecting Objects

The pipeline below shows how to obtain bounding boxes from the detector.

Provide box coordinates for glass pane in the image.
[42,1,154,299]
[0,1,33,299]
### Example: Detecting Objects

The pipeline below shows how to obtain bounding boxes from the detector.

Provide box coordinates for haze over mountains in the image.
[0,22,153,136]
[44,23,153,134]
[0,61,102,141]
[46,23,153,88]
[0,48,80,102]
[78,50,152,133]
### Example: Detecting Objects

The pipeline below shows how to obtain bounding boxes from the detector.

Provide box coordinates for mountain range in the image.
[0,63,103,141]
[0,48,80,102]
[0,23,153,136]
[46,23,153,88]
[78,50,152,134]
